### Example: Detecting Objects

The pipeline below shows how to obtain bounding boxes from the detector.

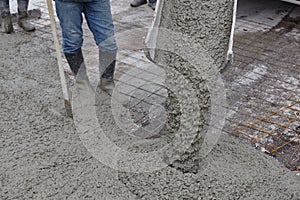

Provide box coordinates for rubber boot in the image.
[18,11,35,32]
[65,49,89,102]
[1,14,13,33]
[98,49,117,94]
[65,49,88,85]
[130,0,147,7]
[65,49,84,76]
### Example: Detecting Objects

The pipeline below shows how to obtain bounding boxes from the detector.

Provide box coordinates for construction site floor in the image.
[0,0,299,199]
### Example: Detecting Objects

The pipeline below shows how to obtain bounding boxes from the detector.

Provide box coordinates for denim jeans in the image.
[55,0,117,54]
[148,0,156,4]
[0,0,29,17]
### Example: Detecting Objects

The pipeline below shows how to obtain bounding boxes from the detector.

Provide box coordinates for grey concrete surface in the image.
[0,34,139,199]
[0,0,300,199]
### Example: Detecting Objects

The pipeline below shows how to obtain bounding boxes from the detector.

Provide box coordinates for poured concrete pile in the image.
[144,0,235,173]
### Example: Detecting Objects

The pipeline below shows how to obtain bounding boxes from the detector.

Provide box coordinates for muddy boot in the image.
[130,0,147,7]
[1,14,13,34]
[98,49,117,94]
[18,11,35,32]
[65,49,89,100]
[100,60,116,93]
[64,49,85,76]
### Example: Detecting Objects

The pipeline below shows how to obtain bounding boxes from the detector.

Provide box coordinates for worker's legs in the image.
[17,0,35,31]
[55,1,84,54]
[0,0,9,16]
[55,1,85,76]
[0,0,13,33]
[148,0,156,10]
[17,0,29,12]
[84,0,117,52]
[84,0,117,92]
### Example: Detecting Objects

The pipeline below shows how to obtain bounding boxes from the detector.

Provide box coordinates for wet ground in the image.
[0,0,300,199]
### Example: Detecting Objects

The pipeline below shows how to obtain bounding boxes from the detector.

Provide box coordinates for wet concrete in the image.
[157,0,234,69]
[115,1,300,199]
[155,0,233,173]
[0,34,135,199]
[1,0,300,199]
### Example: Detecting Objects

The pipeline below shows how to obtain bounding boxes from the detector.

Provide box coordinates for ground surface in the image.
[0,33,299,200]
[0,0,300,199]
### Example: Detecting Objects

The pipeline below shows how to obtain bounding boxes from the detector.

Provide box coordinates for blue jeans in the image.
[148,0,156,4]
[55,0,117,54]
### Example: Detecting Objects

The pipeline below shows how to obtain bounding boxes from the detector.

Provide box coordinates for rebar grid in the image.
[233,101,300,170]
